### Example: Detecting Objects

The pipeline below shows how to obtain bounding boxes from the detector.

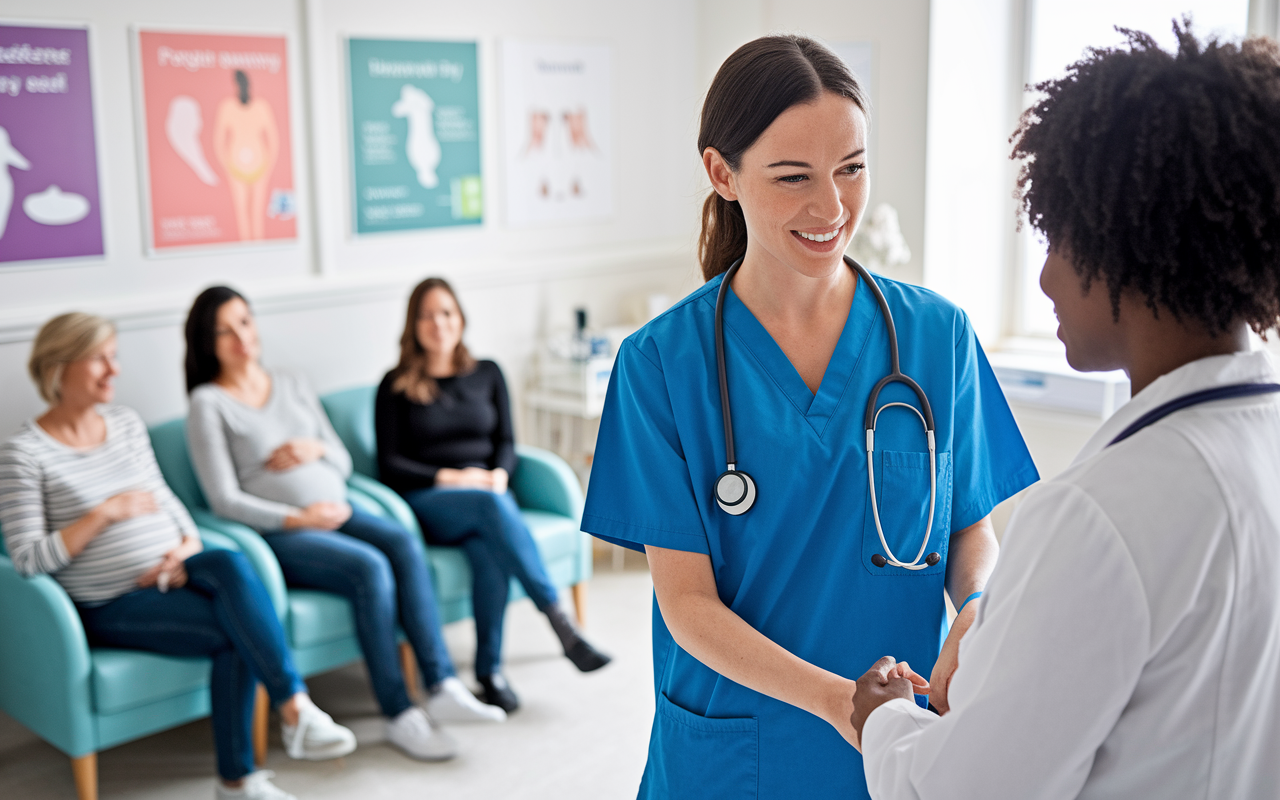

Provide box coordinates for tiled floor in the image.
[0,555,656,800]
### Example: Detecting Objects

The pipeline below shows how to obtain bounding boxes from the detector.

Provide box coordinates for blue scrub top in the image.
[582,270,1038,800]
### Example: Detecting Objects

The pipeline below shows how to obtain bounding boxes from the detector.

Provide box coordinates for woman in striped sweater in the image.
[0,313,354,800]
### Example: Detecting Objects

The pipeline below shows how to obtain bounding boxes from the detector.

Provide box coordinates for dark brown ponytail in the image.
[697,35,869,281]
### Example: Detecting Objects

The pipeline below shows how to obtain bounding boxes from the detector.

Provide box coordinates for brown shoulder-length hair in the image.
[391,277,477,404]
[697,35,869,281]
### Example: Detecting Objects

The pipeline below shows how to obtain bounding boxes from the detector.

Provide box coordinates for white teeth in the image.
[798,227,840,243]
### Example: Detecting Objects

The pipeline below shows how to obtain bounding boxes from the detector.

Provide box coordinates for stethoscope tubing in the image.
[714,254,939,570]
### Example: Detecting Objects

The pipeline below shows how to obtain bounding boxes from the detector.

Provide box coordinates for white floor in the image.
[0,555,656,800]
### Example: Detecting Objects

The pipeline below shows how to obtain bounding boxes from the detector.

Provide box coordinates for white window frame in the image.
[923,0,1272,353]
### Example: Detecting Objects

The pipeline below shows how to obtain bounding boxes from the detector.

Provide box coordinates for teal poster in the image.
[348,39,481,234]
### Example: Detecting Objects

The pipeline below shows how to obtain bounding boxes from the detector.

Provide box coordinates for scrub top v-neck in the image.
[583,269,1038,800]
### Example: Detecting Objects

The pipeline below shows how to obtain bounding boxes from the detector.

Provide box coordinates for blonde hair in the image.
[28,312,116,404]
[391,277,476,404]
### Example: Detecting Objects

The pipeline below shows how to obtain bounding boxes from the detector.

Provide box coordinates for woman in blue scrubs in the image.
[581,36,1038,799]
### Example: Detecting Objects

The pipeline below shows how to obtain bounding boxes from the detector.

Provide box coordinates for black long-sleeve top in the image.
[375,360,518,493]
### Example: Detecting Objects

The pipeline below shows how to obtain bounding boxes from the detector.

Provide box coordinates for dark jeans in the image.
[78,549,305,782]
[403,488,559,677]
[262,507,454,719]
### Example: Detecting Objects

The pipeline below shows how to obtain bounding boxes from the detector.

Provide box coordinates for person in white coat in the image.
[849,22,1280,799]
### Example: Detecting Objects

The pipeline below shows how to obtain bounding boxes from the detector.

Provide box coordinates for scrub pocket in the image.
[861,450,952,576]
[644,692,759,800]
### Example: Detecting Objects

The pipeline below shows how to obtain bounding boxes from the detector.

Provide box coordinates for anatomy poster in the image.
[136,31,296,251]
[0,25,104,265]
[501,40,611,226]
[348,39,482,234]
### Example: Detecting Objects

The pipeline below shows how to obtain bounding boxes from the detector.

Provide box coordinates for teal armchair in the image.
[319,385,592,624]
[148,419,392,680]
[0,522,253,800]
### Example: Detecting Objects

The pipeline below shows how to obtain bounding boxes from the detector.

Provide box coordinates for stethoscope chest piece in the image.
[715,469,756,515]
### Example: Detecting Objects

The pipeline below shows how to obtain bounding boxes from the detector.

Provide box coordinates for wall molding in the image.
[0,238,693,344]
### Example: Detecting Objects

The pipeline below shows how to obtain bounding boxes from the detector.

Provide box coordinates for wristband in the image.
[956,591,982,616]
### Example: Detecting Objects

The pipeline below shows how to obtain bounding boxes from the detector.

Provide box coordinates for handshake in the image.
[847,657,931,753]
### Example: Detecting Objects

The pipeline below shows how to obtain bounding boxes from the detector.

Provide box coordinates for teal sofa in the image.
[0,396,590,800]
[0,522,259,800]
[149,385,590,698]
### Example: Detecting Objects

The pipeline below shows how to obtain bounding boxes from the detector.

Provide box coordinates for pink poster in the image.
[137,31,296,251]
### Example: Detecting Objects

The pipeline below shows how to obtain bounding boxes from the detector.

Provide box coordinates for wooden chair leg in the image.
[400,640,420,700]
[253,683,269,767]
[70,753,97,800]
[571,582,588,627]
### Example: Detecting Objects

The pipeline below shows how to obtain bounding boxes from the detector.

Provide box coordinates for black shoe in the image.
[545,604,613,673]
[476,674,520,713]
[565,638,612,673]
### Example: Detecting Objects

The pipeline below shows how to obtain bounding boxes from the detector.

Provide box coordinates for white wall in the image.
[0,0,706,437]
[0,0,937,439]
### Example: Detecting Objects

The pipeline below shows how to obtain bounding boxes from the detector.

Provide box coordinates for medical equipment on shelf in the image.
[713,254,941,570]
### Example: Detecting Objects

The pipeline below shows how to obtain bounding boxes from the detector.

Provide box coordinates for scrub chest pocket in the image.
[862,450,953,576]
[645,693,759,799]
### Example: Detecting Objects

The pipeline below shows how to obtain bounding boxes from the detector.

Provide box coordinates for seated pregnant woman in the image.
[376,277,611,713]
[183,287,505,765]
[0,313,355,800]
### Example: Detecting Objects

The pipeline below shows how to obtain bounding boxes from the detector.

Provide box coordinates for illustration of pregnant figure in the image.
[214,70,279,240]
[0,126,30,239]
[392,84,440,188]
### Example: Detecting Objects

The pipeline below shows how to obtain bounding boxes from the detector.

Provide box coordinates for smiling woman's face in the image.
[59,335,119,407]
[707,91,870,279]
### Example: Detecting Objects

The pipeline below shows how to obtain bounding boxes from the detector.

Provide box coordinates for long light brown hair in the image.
[391,277,476,404]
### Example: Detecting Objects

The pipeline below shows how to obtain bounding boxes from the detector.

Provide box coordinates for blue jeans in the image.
[263,507,454,718]
[403,488,559,677]
[77,549,305,782]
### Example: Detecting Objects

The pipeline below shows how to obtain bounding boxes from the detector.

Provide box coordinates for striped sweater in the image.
[0,405,196,605]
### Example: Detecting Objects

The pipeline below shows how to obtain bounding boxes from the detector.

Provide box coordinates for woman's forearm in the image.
[646,545,855,727]
[945,515,998,608]
[59,506,112,559]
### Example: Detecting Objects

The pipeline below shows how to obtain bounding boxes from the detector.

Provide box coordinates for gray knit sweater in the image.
[187,371,351,531]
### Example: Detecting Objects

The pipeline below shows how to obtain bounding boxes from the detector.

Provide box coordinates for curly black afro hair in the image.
[1011,19,1280,334]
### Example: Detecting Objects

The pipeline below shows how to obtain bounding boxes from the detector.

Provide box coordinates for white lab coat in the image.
[862,351,1280,800]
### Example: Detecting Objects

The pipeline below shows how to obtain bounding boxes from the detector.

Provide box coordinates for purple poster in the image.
[0,25,103,265]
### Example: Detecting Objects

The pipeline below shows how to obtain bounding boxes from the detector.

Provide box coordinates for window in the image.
[1016,0,1251,337]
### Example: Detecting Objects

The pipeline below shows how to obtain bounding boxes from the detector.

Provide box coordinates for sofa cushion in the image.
[522,510,582,564]
[287,590,355,648]
[91,649,210,715]
[427,547,473,603]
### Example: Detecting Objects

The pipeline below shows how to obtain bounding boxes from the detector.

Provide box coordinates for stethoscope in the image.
[713,254,942,571]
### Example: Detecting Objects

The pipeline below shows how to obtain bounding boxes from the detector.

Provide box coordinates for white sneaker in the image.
[281,698,357,761]
[215,771,296,800]
[426,676,507,723]
[386,706,457,761]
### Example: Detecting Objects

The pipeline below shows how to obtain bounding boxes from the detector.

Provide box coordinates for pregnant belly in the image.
[243,463,348,510]
[70,514,182,581]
